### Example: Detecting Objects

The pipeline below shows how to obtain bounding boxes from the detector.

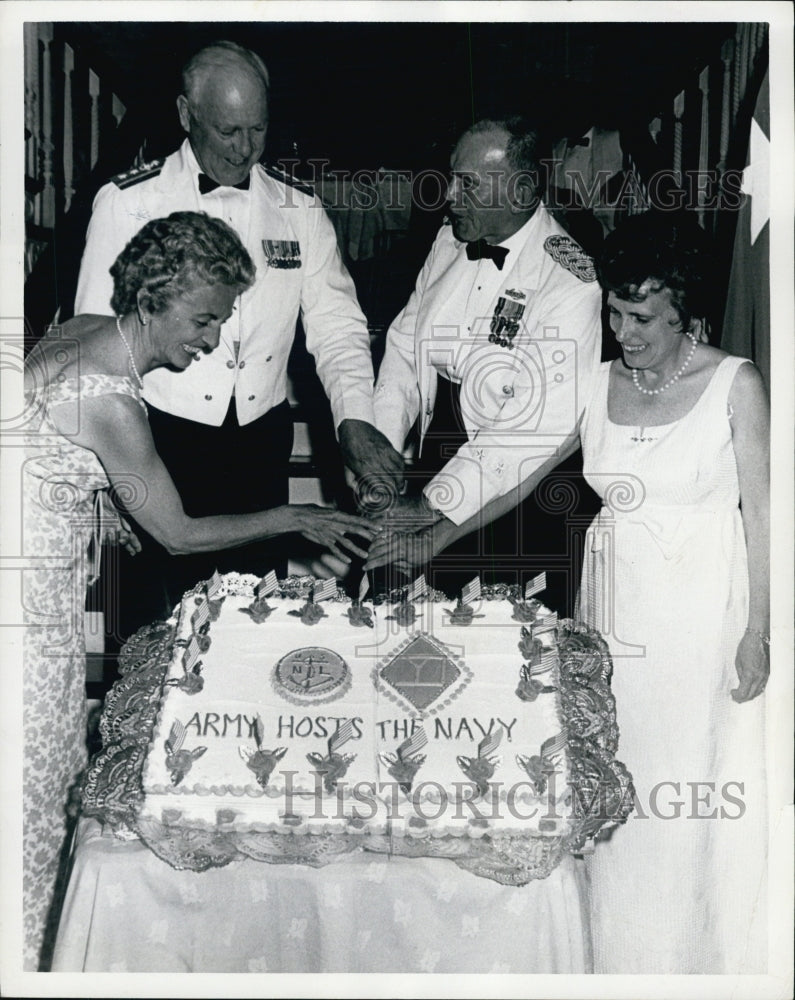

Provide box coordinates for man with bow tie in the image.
[75,40,403,632]
[368,116,601,601]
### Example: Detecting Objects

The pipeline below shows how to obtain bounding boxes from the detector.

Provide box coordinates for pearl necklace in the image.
[115,315,144,390]
[631,335,698,395]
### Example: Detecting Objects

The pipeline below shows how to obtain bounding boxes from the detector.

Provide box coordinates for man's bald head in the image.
[177,42,270,187]
[182,41,270,104]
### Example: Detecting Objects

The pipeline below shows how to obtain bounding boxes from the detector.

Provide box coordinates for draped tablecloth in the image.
[52,817,591,973]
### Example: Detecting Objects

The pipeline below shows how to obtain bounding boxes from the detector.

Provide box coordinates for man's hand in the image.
[364,525,437,576]
[371,494,443,532]
[364,509,458,574]
[338,419,405,493]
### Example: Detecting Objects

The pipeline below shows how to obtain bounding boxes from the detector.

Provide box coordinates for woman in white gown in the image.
[576,212,769,973]
[366,211,770,974]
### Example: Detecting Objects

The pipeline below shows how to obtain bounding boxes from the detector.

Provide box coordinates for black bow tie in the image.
[198,173,251,194]
[465,239,509,270]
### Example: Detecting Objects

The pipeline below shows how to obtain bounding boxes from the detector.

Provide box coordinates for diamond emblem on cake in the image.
[377,633,469,712]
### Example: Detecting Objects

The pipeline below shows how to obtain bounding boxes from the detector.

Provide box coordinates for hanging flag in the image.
[525,572,547,599]
[461,576,481,606]
[533,612,558,634]
[165,719,186,757]
[256,571,278,598]
[191,599,210,633]
[540,729,567,764]
[397,725,428,760]
[313,577,337,603]
[358,573,370,604]
[406,574,427,602]
[206,570,223,600]
[329,718,356,754]
[477,724,504,759]
[182,634,202,672]
[721,67,770,390]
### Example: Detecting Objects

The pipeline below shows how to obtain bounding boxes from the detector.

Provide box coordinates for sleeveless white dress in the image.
[578,356,767,973]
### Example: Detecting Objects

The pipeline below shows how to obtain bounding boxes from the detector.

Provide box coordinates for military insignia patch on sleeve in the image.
[543,235,597,282]
[111,159,165,189]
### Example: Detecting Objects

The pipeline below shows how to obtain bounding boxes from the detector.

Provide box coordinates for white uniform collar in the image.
[452,205,545,257]
[495,206,544,256]
[182,139,203,183]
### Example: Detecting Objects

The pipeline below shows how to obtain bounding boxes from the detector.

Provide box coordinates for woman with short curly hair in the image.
[22,211,374,970]
[109,211,256,316]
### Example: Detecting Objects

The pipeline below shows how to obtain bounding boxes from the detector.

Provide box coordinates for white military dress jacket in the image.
[75,140,375,429]
[373,205,602,525]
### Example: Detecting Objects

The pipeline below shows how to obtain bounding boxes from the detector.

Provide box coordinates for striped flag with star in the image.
[191,599,210,633]
[329,718,357,753]
[256,571,279,598]
[182,634,202,672]
[524,572,547,599]
[397,725,428,760]
[406,574,426,602]
[461,576,481,606]
[206,570,223,600]
[541,730,567,764]
[477,724,504,758]
[165,719,186,756]
[533,612,558,635]
[313,577,337,603]
[528,648,558,675]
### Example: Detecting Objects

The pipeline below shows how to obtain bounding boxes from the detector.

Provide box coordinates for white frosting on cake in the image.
[140,575,572,840]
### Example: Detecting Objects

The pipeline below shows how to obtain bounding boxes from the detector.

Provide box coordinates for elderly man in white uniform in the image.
[75,41,402,632]
[367,116,602,600]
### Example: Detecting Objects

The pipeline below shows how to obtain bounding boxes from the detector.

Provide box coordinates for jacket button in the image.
[247,394,255,401]
[502,385,514,396]
[226,360,235,369]
[238,361,246,369]
[205,394,212,400]
[265,355,272,362]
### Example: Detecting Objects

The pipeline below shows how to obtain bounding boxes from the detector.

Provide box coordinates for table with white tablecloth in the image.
[53,817,591,973]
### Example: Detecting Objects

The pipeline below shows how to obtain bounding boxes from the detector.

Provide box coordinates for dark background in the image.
[57,20,735,169]
[29,19,744,341]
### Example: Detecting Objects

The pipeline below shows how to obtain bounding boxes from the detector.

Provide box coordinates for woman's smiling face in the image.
[607,281,690,372]
[149,282,239,370]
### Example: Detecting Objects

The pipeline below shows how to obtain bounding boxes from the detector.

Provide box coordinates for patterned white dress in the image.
[22,374,145,970]
[578,356,768,973]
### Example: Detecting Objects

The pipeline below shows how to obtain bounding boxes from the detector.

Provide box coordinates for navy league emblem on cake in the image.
[272,647,351,705]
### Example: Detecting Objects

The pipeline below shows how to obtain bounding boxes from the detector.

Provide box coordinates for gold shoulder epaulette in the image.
[261,163,315,197]
[543,235,597,283]
[112,158,165,189]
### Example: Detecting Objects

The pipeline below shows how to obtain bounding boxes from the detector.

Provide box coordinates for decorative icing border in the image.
[81,575,634,880]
